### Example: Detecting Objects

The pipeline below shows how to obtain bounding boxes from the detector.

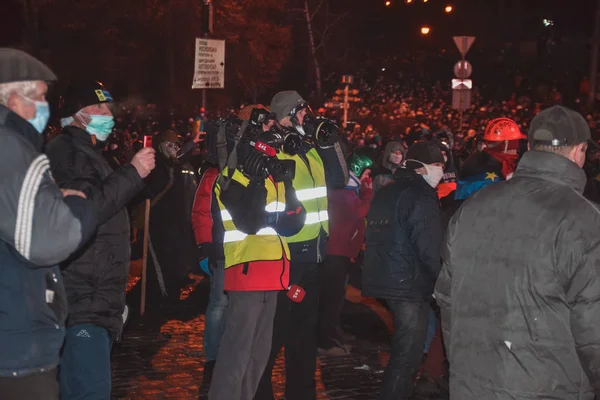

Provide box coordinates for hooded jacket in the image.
[436,151,600,400]
[46,126,144,338]
[373,141,405,194]
[0,106,95,377]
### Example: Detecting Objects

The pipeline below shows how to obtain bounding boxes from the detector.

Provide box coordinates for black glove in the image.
[197,242,216,262]
[268,159,296,182]
[242,151,269,180]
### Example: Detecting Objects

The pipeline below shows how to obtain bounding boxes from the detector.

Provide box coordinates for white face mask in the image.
[406,159,444,188]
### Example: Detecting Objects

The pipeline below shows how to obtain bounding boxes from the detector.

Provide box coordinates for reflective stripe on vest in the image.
[277,148,329,243]
[221,201,285,222]
[216,168,291,268]
[305,210,329,225]
[223,227,279,243]
[265,201,286,212]
[295,187,327,201]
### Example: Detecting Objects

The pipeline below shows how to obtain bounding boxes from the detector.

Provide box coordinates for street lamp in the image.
[406,0,412,4]
[542,18,554,27]
[385,0,391,6]
[421,26,431,35]
[445,5,453,13]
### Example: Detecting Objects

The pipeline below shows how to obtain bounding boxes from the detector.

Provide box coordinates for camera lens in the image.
[283,133,302,155]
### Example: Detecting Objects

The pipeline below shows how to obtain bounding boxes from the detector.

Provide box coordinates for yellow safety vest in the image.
[277,148,329,243]
[215,168,291,269]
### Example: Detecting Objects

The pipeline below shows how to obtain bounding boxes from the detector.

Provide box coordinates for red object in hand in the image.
[143,136,153,148]
[287,284,306,303]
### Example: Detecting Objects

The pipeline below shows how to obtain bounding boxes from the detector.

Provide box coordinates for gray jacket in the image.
[0,105,95,377]
[435,151,600,399]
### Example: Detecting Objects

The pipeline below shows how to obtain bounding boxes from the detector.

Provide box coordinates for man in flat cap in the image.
[0,49,96,399]
[436,105,600,399]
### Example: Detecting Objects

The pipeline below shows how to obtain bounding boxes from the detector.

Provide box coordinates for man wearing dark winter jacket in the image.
[46,81,156,400]
[0,49,96,400]
[363,141,445,400]
[435,105,600,400]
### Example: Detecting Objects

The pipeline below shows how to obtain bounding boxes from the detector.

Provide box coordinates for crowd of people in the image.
[2,44,600,400]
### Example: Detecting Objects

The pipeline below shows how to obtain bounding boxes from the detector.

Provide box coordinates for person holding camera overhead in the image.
[208,105,306,400]
[255,91,349,400]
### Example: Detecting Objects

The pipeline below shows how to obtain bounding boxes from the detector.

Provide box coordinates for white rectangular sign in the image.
[452,79,472,89]
[192,38,225,89]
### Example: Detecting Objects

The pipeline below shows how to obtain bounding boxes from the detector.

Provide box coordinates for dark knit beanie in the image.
[404,141,445,170]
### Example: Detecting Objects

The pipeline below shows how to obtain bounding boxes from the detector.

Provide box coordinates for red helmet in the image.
[483,118,526,142]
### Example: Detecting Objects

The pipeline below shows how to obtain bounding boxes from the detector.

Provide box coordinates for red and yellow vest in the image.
[215,168,291,273]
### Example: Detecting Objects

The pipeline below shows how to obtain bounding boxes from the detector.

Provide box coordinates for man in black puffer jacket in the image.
[45,81,155,400]
[363,141,445,400]
[435,106,600,400]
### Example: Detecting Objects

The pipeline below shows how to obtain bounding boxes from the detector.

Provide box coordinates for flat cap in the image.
[0,48,57,84]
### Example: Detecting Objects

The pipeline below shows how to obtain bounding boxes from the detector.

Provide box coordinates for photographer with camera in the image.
[255,91,348,400]
[208,105,306,400]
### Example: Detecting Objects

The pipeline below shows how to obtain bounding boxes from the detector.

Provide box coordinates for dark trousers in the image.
[254,261,319,400]
[0,368,59,400]
[378,300,430,400]
[317,255,352,349]
[60,324,113,400]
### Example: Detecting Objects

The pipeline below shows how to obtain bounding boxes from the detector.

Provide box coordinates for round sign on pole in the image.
[453,60,473,79]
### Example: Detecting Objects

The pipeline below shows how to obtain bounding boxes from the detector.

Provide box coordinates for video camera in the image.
[299,114,339,148]
[204,114,295,182]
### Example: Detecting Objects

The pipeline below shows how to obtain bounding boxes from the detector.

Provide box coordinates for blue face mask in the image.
[21,96,50,134]
[78,112,115,141]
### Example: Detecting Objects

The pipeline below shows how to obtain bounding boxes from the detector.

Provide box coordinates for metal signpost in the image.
[452,36,475,132]
[330,75,362,128]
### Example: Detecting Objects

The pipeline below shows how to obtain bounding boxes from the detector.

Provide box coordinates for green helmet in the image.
[348,153,374,178]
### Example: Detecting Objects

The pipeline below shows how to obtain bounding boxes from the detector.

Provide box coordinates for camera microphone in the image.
[287,284,306,303]
[249,141,277,157]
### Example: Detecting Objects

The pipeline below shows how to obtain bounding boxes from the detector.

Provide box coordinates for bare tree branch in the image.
[310,0,326,20]
[320,12,347,40]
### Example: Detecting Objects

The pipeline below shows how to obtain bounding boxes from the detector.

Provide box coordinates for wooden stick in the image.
[140,198,151,316]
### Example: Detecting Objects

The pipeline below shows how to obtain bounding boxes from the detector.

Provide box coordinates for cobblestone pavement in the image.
[112,266,446,400]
